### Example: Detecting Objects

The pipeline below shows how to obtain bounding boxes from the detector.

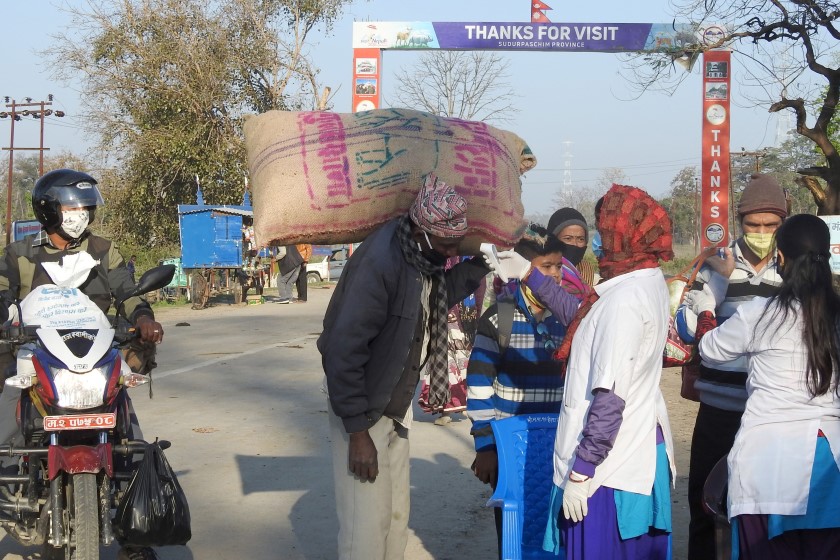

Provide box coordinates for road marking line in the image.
[153,335,318,380]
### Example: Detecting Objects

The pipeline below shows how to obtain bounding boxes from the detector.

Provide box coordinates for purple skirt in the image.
[561,485,670,560]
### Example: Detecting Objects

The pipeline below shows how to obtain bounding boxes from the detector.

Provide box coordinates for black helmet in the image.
[32,169,105,230]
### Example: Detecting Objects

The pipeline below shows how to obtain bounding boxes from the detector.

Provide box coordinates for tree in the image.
[390,51,518,123]
[552,184,601,229]
[48,0,355,246]
[594,167,628,192]
[627,1,840,214]
[735,135,818,214]
[0,153,94,226]
[548,168,626,228]
[774,137,821,215]
[661,166,700,248]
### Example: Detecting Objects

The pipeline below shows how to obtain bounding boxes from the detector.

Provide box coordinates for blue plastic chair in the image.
[488,414,564,559]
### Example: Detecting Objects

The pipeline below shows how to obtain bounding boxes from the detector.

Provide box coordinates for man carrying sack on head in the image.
[318,173,490,560]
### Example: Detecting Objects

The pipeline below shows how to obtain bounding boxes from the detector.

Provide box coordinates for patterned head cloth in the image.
[596,184,674,280]
[409,173,468,238]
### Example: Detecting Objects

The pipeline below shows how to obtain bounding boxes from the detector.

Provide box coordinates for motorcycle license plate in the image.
[43,413,116,432]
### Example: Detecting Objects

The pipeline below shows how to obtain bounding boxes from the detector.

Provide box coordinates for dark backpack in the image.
[495,297,516,355]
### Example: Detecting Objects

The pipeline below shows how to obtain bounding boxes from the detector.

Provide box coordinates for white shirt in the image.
[699,298,840,518]
[553,268,676,495]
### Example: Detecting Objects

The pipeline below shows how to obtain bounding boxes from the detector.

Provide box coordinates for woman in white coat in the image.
[697,214,840,558]
[543,184,676,560]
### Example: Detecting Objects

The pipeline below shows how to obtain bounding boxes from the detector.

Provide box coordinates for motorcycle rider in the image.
[0,169,163,560]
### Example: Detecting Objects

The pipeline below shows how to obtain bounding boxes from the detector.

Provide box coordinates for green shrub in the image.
[116,243,181,276]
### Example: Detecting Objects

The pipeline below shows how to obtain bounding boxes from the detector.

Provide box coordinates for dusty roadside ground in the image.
[663,365,700,558]
[0,289,698,560]
[148,293,698,559]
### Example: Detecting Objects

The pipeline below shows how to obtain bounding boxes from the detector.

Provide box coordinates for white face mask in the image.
[61,209,90,239]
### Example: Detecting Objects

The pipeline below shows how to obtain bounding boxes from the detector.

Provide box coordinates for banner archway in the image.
[352,21,732,247]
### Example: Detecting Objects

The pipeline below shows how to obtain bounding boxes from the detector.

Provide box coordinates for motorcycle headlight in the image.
[51,366,110,409]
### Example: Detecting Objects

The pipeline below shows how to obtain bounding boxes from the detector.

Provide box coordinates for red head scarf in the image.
[596,184,674,280]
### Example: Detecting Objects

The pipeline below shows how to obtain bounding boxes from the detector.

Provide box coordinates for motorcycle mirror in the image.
[133,265,176,297]
[115,264,176,313]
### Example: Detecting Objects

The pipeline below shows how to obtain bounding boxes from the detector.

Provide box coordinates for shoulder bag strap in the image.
[496,298,515,355]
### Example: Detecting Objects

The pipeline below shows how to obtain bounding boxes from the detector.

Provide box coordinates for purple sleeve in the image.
[571,389,626,477]
[524,268,579,325]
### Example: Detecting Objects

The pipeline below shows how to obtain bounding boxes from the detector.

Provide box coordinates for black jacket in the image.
[278,245,304,275]
[0,232,152,323]
[317,219,488,433]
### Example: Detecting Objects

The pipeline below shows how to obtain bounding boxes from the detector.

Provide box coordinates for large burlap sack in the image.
[244,108,536,249]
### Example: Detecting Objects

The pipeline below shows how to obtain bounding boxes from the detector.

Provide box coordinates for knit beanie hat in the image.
[737,174,788,218]
[547,208,589,242]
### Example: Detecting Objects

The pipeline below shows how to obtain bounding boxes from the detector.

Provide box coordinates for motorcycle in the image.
[0,264,175,560]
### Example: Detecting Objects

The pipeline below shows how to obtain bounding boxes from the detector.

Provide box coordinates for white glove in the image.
[496,250,532,281]
[683,285,717,315]
[562,472,591,523]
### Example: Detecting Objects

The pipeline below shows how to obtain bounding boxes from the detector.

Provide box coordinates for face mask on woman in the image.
[60,209,90,239]
[561,244,586,266]
[743,232,775,260]
[592,231,604,260]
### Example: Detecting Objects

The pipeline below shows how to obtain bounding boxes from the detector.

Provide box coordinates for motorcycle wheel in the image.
[70,473,99,560]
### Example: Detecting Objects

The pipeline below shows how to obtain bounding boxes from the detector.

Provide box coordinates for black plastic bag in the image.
[115,440,191,546]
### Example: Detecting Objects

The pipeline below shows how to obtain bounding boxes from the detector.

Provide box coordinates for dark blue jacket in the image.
[317,219,488,433]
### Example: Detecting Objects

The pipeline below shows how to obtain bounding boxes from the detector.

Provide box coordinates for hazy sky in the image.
[1,0,787,216]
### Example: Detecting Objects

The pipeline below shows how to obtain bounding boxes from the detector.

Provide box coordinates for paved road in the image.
[0,287,498,559]
[0,286,695,559]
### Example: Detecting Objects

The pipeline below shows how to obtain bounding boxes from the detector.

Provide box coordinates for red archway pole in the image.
[700,50,732,249]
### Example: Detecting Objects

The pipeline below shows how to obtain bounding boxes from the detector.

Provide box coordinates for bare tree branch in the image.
[624,0,840,212]
[796,173,828,204]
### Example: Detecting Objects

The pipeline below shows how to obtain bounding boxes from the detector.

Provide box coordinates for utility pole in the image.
[0,96,65,244]
[730,148,769,237]
[736,147,770,173]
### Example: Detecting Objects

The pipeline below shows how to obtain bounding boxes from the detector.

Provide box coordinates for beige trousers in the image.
[329,406,410,560]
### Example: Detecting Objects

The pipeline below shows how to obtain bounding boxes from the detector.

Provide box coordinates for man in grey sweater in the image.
[677,173,788,560]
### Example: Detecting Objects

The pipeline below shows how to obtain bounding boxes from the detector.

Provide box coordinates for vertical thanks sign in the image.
[701,50,731,248]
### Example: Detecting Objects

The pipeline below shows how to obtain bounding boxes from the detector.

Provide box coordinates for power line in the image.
[529,156,699,172]
[0,95,66,244]
[525,165,698,183]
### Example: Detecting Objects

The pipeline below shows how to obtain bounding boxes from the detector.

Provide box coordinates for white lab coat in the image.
[553,268,676,495]
[699,297,840,518]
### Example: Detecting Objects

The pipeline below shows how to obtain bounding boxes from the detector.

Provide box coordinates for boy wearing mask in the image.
[467,224,577,555]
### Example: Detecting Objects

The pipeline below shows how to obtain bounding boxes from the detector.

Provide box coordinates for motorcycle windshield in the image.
[21,285,111,330]
[21,284,115,372]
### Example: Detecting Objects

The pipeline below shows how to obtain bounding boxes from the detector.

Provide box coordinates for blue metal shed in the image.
[177,186,276,308]
[177,204,252,269]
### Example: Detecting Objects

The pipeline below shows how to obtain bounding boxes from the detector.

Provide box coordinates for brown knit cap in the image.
[737,173,788,218]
